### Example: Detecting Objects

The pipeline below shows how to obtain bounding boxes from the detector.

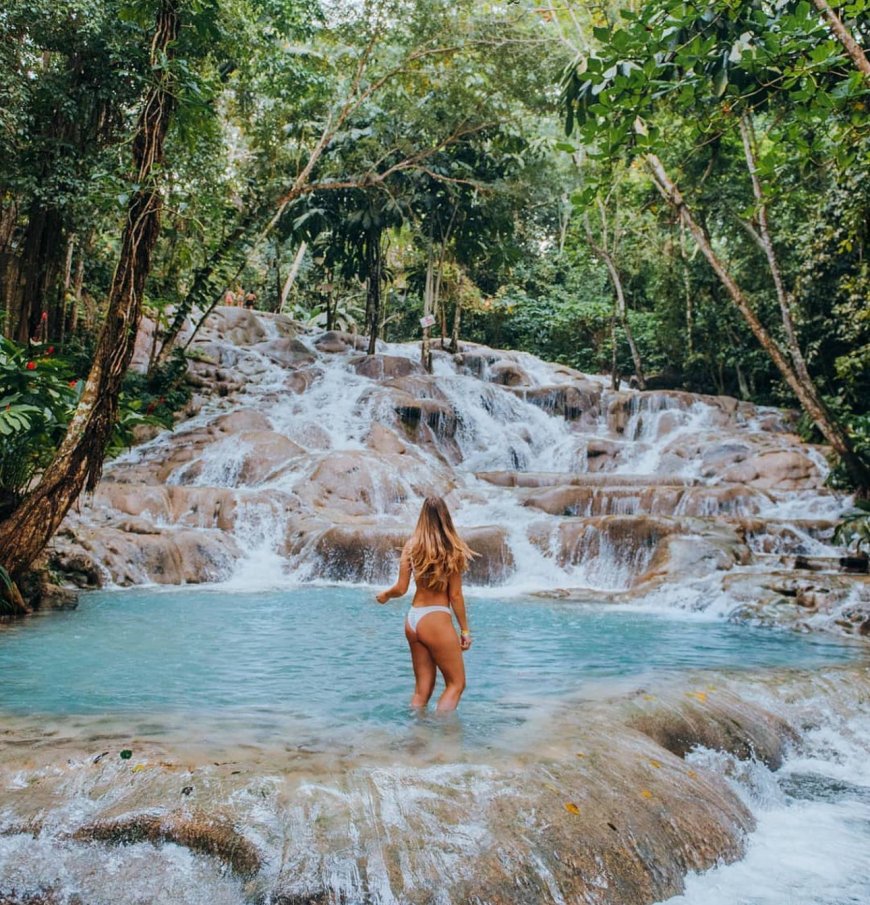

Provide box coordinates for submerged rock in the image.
[73,810,261,876]
[2,671,848,905]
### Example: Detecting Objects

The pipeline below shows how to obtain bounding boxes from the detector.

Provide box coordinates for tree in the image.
[0,0,181,596]
[0,0,153,344]
[561,0,870,490]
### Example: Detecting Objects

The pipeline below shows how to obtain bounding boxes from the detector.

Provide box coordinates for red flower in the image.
[46,346,55,355]
[68,379,78,388]
[40,312,48,321]
[26,361,36,371]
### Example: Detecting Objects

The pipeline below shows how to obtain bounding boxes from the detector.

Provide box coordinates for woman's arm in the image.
[376,544,412,603]
[448,572,472,650]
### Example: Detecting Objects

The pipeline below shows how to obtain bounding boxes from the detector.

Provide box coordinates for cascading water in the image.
[73,307,853,606]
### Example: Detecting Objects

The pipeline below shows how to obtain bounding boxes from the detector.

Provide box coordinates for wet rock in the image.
[365,423,410,456]
[310,522,512,585]
[47,551,102,589]
[463,525,515,584]
[351,353,419,380]
[316,448,448,511]
[453,349,501,377]
[627,689,796,769]
[171,430,305,487]
[55,528,240,586]
[513,385,598,423]
[257,337,316,368]
[724,570,870,639]
[312,523,408,582]
[0,889,63,905]
[487,360,529,386]
[312,330,368,353]
[211,410,272,434]
[522,485,686,518]
[477,471,692,489]
[528,516,677,590]
[73,810,261,876]
[15,568,79,611]
[394,398,458,440]
[204,307,268,346]
[585,437,622,470]
[737,518,836,556]
[720,448,822,491]
[383,374,449,401]
[643,527,748,583]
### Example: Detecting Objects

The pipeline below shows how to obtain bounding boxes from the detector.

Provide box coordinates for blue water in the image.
[0,587,859,747]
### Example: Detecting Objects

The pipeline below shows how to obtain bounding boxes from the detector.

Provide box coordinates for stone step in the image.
[476,471,696,488]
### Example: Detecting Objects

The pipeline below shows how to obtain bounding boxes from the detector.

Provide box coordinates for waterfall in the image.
[66,310,851,606]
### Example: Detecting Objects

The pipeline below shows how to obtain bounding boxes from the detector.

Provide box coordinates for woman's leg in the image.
[405,623,437,708]
[415,613,466,712]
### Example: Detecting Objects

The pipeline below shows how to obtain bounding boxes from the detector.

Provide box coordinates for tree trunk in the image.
[584,214,645,389]
[449,296,462,354]
[738,115,816,392]
[679,224,694,357]
[736,361,750,400]
[366,235,381,356]
[279,241,307,312]
[325,267,335,331]
[421,244,434,372]
[610,307,619,390]
[13,205,63,344]
[811,0,870,78]
[69,234,87,336]
[0,0,181,584]
[273,236,282,313]
[58,233,75,348]
[601,253,645,388]
[646,153,870,491]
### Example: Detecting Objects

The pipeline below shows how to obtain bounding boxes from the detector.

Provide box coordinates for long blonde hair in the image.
[406,496,475,591]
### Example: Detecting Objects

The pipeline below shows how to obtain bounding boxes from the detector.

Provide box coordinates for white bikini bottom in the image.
[406,605,452,633]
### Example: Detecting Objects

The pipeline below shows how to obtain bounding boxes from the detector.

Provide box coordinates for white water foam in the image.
[663,693,870,905]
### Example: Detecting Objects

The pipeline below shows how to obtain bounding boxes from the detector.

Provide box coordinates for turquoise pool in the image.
[0,587,859,748]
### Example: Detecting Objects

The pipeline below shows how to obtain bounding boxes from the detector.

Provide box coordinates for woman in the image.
[376,497,475,712]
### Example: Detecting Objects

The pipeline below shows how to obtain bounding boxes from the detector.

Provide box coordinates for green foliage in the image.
[825,413,870,490]
[834,499,870,554]
[0,338,79,502]
[0,338,181,504]
[120,350,191,433]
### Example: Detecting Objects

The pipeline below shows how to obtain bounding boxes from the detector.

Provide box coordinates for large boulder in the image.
[56,526,240,585]
[296,450,452,517]
[487,360,530,387]
[312,330,368,353]
[529,516,677,590]
[204,307,268,346]
[719,448,823,491]
[512,385,600,424]
[463,525,515,584]
[255,337,315,368]
[168,431,305,487]
[351,353,420,380]
[310,521,513,585]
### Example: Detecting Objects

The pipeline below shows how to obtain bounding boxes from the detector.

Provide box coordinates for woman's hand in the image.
[459,630,472,651]
[375,591,390,604]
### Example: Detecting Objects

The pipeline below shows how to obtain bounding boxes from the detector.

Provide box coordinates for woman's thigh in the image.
[405,625,436,688]
[416,613,465,686]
